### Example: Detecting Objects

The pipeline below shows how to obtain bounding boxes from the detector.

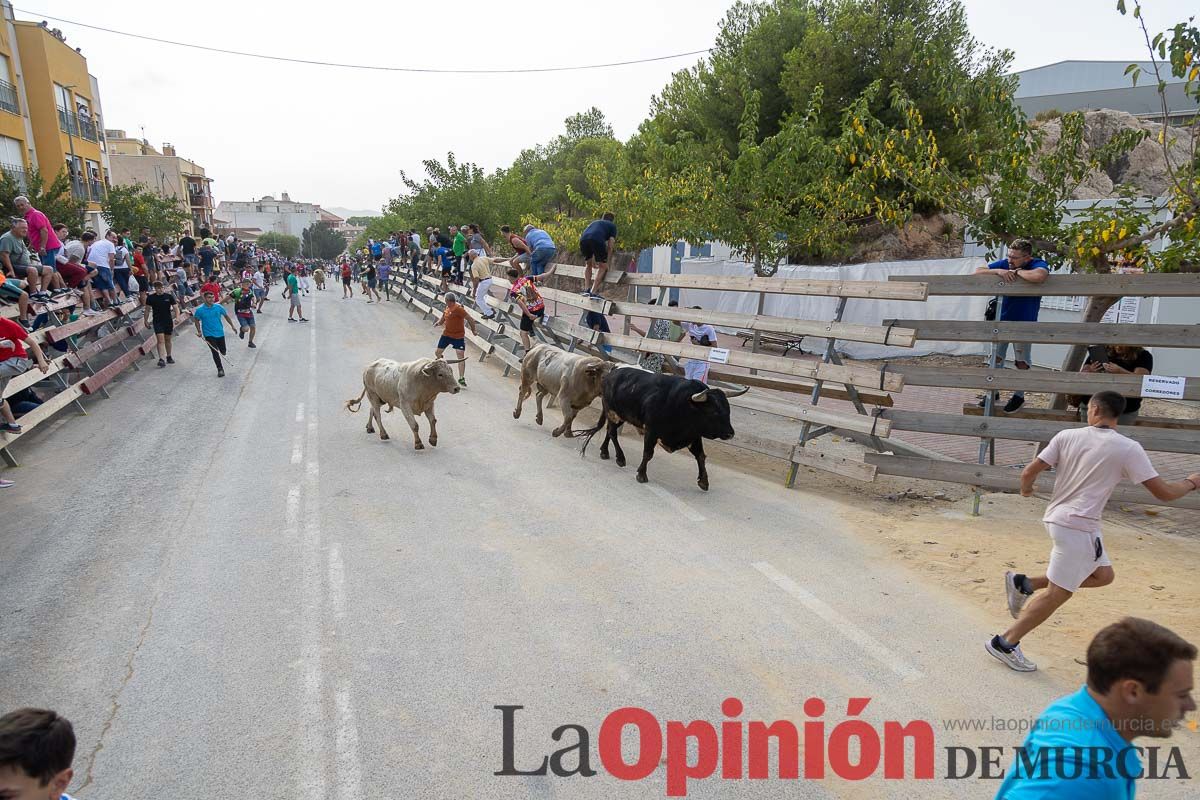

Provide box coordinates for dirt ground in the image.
[703,431,1199,682]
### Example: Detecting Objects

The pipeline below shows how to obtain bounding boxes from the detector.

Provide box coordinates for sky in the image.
[22,0,1197,214]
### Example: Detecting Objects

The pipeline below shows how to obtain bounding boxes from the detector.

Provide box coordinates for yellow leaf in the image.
[1091,247,1101,256]
[1101,230,1110,242]
[849,153,856,164]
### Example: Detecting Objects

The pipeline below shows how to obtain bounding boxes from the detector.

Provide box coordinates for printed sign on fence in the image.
[707,347,730,365]
[1141,374,1186,400]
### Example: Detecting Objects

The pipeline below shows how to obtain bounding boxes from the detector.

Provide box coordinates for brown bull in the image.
[513,344,614,437]
[345,357,462,449]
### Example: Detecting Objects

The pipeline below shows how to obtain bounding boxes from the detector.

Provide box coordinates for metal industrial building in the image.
[1013,60,1194,124]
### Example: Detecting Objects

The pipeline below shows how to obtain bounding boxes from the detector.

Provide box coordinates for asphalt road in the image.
[2,288,1189,798]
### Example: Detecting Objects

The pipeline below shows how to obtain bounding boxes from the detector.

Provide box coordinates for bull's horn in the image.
[723,385,749,398]
[691,389,708,403]
[444,356,467,364]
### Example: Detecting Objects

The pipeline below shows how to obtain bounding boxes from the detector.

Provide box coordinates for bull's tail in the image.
[575,396,609,458]
[345,385,367,413]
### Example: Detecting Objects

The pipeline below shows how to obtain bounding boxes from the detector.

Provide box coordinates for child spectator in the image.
[0,707,77,799]
[233,279,258,348]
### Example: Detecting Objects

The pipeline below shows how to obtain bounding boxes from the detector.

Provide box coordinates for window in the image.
[0,54,15,114]
[54,83,71,111]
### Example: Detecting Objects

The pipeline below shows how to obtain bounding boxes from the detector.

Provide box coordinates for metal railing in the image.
[0,80,18,115]
[89,180,105,201]
[57,108,99,142]
[0,162,27,191]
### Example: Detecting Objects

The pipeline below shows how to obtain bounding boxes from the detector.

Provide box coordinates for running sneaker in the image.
[1004,394,1026,413]
[82,309,100,317]
[299,318,308,322]
[0,422,21,433]
[157,358,166,368]
[1005,571,1029,619]
[985,637,1037,672]
[30,291,51,300]
[458,377,467,387]
[248,342,257,349]
[217,369,225,377]
[239,327,246,339]
[288,318,296,322]
[50,288,72,296]
[166,356,175,364]
[0,479,14,488]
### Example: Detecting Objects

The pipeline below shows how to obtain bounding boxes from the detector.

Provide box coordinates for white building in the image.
[215,192,321,238]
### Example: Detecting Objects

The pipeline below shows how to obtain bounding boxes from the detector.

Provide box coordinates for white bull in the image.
[345,357,462,449]
[513,344,614,437]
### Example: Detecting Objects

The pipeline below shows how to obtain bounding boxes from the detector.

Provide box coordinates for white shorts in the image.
[683,359,710,384]
[1045,523,1111,592]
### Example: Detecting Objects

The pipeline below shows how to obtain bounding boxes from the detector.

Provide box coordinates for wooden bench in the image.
[736,330,806,355]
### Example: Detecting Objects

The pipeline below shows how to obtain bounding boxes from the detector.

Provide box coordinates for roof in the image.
[1013,60,1185,98]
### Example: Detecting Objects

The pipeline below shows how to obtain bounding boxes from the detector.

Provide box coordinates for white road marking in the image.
[285,486,301,531]
[291,434,303,465]
[295,402,305,422]
[335,690,365,800]
[328,544,346,621]
[752,561,923,683]
[646,484,706,522]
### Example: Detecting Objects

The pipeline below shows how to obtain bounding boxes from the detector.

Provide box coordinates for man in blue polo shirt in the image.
[974,238,1048,412]
[997,617,1195,799]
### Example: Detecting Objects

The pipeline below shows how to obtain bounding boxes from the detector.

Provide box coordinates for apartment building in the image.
[216,193,323,238]
[107,130,215,232]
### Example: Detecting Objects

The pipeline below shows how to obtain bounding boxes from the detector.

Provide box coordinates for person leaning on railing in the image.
[973,238,1049,413]
[1070,345,1153,424]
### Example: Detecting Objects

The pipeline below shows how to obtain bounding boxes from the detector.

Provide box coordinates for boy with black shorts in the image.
[505,266,553,351]
[233,278,257,348]
[0,707,78,799]
[144,280,178,367]
[433,292,476,387]
[578,212,617,297]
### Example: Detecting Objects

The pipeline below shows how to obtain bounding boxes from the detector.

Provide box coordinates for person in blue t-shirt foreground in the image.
[578,212,617,298]
[974,238,1049,413]
[193,290,237,378]
[997,617,1195,799]
[0,707,78,799]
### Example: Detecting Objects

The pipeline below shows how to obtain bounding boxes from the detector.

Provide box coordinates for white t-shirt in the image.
[1038,426,1158,533]
[682,322,718,346]
[87,238,116,269]
[252,271,265,289]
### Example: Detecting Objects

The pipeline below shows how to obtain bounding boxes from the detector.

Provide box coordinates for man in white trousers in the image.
[466,249,496,320]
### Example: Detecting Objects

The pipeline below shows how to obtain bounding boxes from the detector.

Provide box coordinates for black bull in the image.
[574,367,746,491]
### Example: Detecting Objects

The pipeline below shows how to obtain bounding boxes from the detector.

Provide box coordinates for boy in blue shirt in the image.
[997,617,1195,799]
[434,245,455,292]
[0,707,78,799]
[973,238,1049,412]
[192,290,237,377]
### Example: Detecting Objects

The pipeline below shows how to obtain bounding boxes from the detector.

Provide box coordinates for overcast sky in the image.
[25,0,1196,214]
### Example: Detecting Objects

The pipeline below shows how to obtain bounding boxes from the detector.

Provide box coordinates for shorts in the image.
[237,313,255,328]
[0,356,33,396]
[134,274,150,292]
[58,263,89,289]
[153,319,174,336]
[519,306,545,332]
[1045,523,1111,593]
[529,246,556,276]
[684,359,711,384]
[1,278,23,300]
[367,277,377,289]
[253,287,265,299]
[437,335,465,351]
[290,295,302,308]
[41,247,60,267]
[91,267,114,292]
[578,237,608,263]
[440,263,453,274]
[184,254,199,266]
[342,277,352,285]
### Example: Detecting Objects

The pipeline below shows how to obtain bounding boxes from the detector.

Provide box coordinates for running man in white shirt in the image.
[986,390,1200,672]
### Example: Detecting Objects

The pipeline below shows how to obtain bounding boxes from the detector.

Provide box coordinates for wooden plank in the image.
[546,317,602,346]
[489,344,523,370]
[884,409,1200,455]
[79,337,149,394]
[898,365,1200,399]
[0,293,80,320]
[891,272,1200,297]
[616,272,929,300]
[731,393,892,437]
[961,404,1200,430]
[789,446,878,481]
[704,369,894,407]
[63,326,137,369]
[1,353,69,400]
[538,286,613,315]
[44,302,138,344]
[888,319,1200,347]
[597,329,905,391]
[606,299,917,347]
[540,263,625,285]
[0,384,85,442]
[464,329,495,355]
[864,454,1200,510]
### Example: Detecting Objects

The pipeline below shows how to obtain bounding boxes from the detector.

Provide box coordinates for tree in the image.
[346,215,378,226]
[846,0,1200,403]
[302,222,346,259]
[0,167,86,232]
[102,183,190,239]
[256,231,300,258]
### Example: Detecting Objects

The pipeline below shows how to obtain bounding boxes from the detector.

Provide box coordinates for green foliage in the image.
[345,216,377,226]
[256,231,300,258]
[302,222,346,260]
[102,183,190,240]
[0,167,86,233]
[1033,108,1063,122]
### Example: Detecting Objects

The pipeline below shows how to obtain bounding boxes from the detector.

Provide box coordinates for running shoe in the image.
[299,318,308,322]
[1004,394,1026,413]
[0,422,21,433]
[82,309,100,317]
[157,358,166,368]
[248,343,257,349]
[0,479,14,489]
[217,369,225,377]
[1005,571,1029,619]
[288,318,296,322]
[985,637,1036,672]
[458,377,467,387]
[239,328,246,339]
[50,288,72,296]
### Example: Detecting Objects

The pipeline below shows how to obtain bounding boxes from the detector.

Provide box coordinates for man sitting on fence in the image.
[0,314,50,434]
[986,390,1200,673]
[973,238,1048,413]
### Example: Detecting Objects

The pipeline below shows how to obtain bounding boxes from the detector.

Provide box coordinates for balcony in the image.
[67,176,104,202]
[0,162,28,191]
[0,80,18,115]
[57,108,99,142]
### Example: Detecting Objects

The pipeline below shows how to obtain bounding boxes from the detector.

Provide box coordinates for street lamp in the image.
[62,84,79,200]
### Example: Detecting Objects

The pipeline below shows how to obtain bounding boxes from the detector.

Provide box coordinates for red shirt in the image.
[341,264,352,279]
[0,317,29,360]
[201,281,222,300]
